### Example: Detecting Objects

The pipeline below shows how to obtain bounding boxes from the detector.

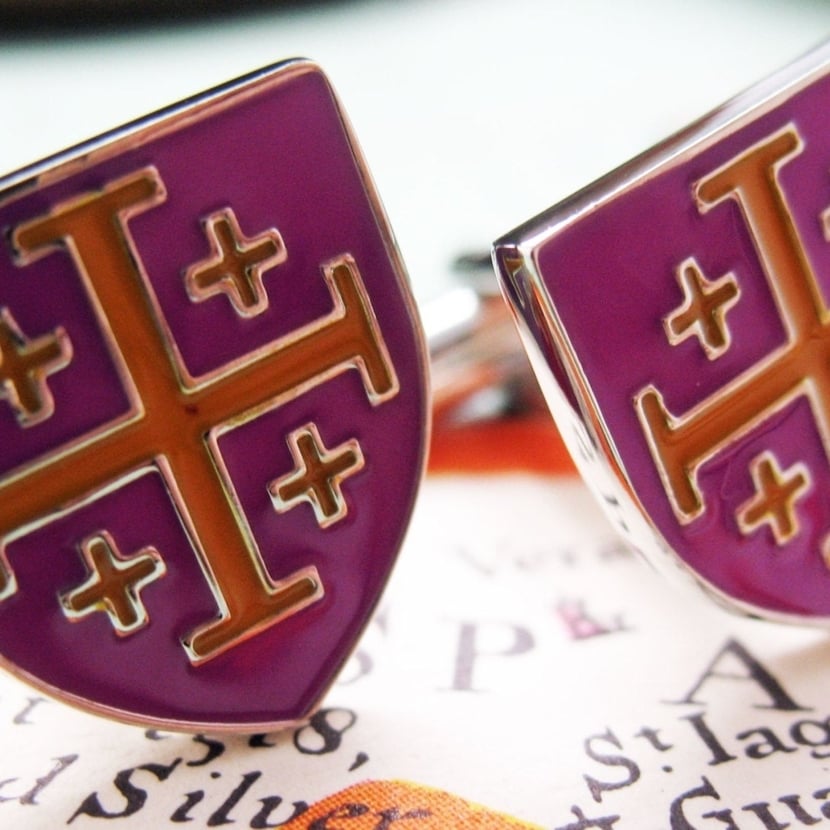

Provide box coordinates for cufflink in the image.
[493,42,830,623]
[0,60,428,731]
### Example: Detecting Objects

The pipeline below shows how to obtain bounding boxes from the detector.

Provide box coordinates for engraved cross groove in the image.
[665,257,739,360]
[0,166,400,664]
[59,531,166,635]
[0,307,72,426]
[636,126,830,535]
[268,423,365,528]
[736,452,810,545]
[184,207,287,317]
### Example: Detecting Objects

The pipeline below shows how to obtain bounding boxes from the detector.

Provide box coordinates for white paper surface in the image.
[1,474,830,828]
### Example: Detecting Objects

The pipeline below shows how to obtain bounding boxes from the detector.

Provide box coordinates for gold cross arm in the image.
[636,126,830,526]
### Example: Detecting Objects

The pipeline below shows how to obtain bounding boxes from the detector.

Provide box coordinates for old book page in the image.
[1,471,828,829]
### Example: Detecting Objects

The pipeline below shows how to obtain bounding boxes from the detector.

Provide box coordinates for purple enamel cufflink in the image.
[493,42,830,623]
[0,61,428,731]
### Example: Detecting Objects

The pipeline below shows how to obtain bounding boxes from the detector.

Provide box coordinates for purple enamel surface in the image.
[530,71,830,617]
[0,64,426,728]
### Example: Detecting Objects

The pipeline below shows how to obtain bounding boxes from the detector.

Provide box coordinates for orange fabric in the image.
[428,414,576,475]
[282,779,542,829]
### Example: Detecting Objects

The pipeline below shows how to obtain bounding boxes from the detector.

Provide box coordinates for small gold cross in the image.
[269,423,365,529]
[736,452,810,545]
[0,307,72,426]
[665,257,739,360]
[60,531,166,635]
[184,207,286,317]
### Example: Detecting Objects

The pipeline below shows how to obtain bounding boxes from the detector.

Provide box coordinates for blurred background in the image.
[1,0,830,306]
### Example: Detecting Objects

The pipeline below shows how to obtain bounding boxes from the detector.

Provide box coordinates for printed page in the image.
[1,472,828,829]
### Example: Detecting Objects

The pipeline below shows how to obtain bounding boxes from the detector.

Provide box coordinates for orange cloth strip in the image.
[283,779,542,829]
[428,414,576,475]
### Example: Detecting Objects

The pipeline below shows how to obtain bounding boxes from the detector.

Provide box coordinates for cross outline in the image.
[183,207,287,317]
[635,125,830,540]
[0,306,73,427]
[59,529,166,635]
[0,165,401,665]
[268,422,365,528]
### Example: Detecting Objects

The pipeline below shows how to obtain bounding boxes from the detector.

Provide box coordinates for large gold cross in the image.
[0,165,399,664]
[636,126,830,529]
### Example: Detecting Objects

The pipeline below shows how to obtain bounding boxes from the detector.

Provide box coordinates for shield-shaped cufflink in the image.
[493,42,830,623]
[0,60,428,731]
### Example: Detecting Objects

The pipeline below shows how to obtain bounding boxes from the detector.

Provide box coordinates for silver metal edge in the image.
[493,39,830,626]
[494,39,830,254]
